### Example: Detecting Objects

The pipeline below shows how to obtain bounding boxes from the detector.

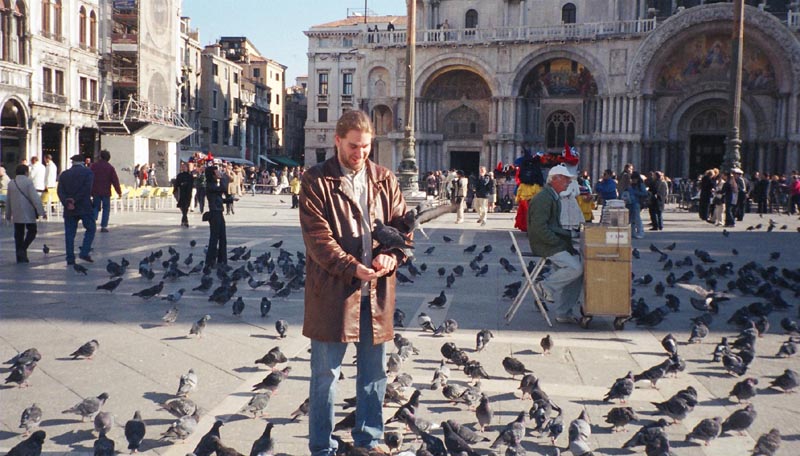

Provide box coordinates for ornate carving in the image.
[628,4,800,93]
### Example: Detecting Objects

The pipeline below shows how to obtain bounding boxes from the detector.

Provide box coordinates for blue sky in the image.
[181,1,407,84]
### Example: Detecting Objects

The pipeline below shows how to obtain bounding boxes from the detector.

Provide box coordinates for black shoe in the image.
[79,254,94,263]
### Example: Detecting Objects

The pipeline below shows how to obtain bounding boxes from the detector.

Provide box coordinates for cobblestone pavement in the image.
[1,195,798,455]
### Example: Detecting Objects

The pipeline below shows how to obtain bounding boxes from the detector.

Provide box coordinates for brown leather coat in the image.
[299,157,409,343]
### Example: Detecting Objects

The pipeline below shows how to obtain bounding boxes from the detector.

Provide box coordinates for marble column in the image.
[519,0,526,26]
[599,142,608,174]
[621,141,629,169]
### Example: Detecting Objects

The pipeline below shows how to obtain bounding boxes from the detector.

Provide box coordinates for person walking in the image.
[5,164,45,263]
[204,163,228,270]
[723,171,738,227]
[454,169,468,223]
[289,172,301,208]
[193,162,206,213]
[595,169,618,206]
[752,172,770,215]
[57,154,96,264]
[648,171,668,231]
[699,169,716,221]
[173,161,194,227]
[90,150,122,233]
[474,166,491,226]
[225,164,238,215]
[44,154,58,191]
[29,156,46,194]
[527,164,583,323]
[626,173,649,239]
[299,110,409,456]
[733,168,747,221]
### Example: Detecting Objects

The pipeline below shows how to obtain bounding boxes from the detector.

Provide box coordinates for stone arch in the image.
[367,66,391,99]
[371,104,393,135]
[443,105,483,140]
[663,87,761,141]
[415,53,498,98]
[511,47,609,96]
[628,4,800,93]
[1,96,28,128]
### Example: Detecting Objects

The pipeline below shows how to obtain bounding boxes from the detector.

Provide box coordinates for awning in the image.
[269,155,302,167]
[258,155,278,165]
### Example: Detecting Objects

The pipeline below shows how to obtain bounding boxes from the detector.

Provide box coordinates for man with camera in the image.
[203,161,230,271]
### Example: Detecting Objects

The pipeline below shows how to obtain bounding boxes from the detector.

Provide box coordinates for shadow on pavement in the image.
[143,391,174,405]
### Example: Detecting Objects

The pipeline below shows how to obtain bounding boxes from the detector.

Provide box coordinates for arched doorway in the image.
[687,107,731,178]
[1,98,27,176]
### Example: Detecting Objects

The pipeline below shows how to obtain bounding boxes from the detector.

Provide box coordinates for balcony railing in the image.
[361,18,657,47]
[101,96,191,129]
[111,33,138,44]
[42,92,67,105]
[80,100,100,112]
[790,11,800,30]
[0,66,32,89]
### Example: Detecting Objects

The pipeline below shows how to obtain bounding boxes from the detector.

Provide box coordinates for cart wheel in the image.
[579,316,592,330]
[613,317,626,331]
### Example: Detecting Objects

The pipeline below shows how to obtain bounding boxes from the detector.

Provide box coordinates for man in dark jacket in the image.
[90,149,122,233]
[204,163,228,270]
[58,154,96,264]
[527,164,583,323]
[173,161,194,227]
[300,110,409,456]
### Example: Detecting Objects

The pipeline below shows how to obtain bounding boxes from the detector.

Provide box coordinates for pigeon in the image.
[464,244,477,254]
[781,318,799,334]
[160,397,197,418]
[177,368,198,397]
[124,411,146,453]
[752,428,781,456]
[604,406,637,432]
[94,431,115,456]
[688,321,709,343]
[42,244,49,254]
[433,319,458,337]
[252,366,291,392]
[270,241,283,249]
[232,296,245,316]
[5,362,36,387]
[190,315,211,338]
[769,369,799,392]
[622,419,669,449]
[476,329,494,352]
[502,356,532,378]
[289,397,310,421]
[373,219,414,250]
[729,378,758,403]
[260,297,272,318]
[437,266,446,277]
[491,411,526,448]
[384,430,403,454]
[652,394,695,423]
[777,338,797,358]
[441,420,480,456]
[193,420,224,456]
[94,411,114,435]
[632,248,640,259]
[62,392,109,421]
[603,371,634,403]
[7,430,46,456]
[240,392,272,418]
[96,277,123,293]
[661,333,677,355]
[568,410,592,455]
[19,403,43,435]
[453,265,464,277]
[393,308,406,328]
[446,273,455,288]
[428,291,447,308]
[447,419,489,444]
[132,281,165,299]
[5,348,42,368]
[162,288,186,303]
[418,313,436,332]
[255,346,288,369]
[634,360,671,388]
[424,246,436,255]
[275,319,288,338]
[723,352,748,376]
[70,339,99,360]
[162,306,179,325]
[160,410,201,441]
[250,422,275,456]
[430,360,450,391]
[540,334,553,355]
[685,416,722,446]
[463,360,490,384]
[73,263,89,275]
[721,403,756,435]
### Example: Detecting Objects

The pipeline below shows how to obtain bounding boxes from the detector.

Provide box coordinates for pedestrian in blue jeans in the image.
[626,173,649,239]
[90,149,122,233]
[58,154,96,264]
[299,110,409,455]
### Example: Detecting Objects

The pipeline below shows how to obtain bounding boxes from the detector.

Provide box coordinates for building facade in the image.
[197,43,243,159]
[284,79,307,162]
[305,1,800,181]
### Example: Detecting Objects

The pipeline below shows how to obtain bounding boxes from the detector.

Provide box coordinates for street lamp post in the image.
[723,0,745,173]
[397,0,419,193]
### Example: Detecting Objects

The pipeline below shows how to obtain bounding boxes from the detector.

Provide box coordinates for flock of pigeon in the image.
[2,211,800,456]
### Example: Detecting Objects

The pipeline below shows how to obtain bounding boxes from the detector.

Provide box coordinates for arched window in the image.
[78,6,86,46]
[0,0,9,61]
[13,0,26,64]
[89,10,96,49]
[546,111,576,149]
[53,0,61,40]
[41,0,50,36]
[562,3,577,24]
[465,9,478,28]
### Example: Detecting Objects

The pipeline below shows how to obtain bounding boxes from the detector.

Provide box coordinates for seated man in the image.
[527,164,584,323]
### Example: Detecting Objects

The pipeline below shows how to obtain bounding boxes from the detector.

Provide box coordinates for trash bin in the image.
[581,224,632,330]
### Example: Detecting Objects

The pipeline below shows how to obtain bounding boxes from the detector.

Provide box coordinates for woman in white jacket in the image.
[5,164,45,263]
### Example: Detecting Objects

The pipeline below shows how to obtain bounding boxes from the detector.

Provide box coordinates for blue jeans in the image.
[92,195,111,228]
[309,297,387,456]
[630,207,644,238]
[64,214,96,263]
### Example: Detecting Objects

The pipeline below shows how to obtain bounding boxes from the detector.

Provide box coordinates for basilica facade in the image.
[304,1,800,181]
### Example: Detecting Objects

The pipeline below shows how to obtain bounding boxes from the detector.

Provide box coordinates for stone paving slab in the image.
[1,196,799,455]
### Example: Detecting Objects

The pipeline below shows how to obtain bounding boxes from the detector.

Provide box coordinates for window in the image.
[211,120,219,144]
[224,67,228,80]
[42,67,53,93]
[562,3,577,24]
[316,148,327,163]
[465,9,478,28]
[41,0,50,36]
[80,76,87,100]
[212,63,218,77]
[233,72,238,83]
[212,90,218,109]
[276,94,280,105]
[78,6,86,46]
[3,1,28,63]
[89,10,96,49]
[342,73,353,95]
[318,108,327,123]
[275,72,280,81]
[53,0,61,39]
[545,110,576,149]
[223,122,230,144]
[233,125,240,146]
[90,79,97,101]
[253,68,260,78]
[54,70,64,95]
[318,72,328,95]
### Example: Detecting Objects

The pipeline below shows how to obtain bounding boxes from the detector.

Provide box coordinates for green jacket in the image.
[527,186,573,258]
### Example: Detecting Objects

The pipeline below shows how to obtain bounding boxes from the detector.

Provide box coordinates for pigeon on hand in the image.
[373,219,414,251]
[124,411,146,453]
[275,319,288,338]
[190,315,211,338]
[62,392,109,421]
[19,403,43,435]
[70,339,99,360]
[177,368,198,397]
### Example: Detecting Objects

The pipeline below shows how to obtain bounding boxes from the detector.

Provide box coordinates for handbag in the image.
[13,179,41,218]
[202,211,211,222]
